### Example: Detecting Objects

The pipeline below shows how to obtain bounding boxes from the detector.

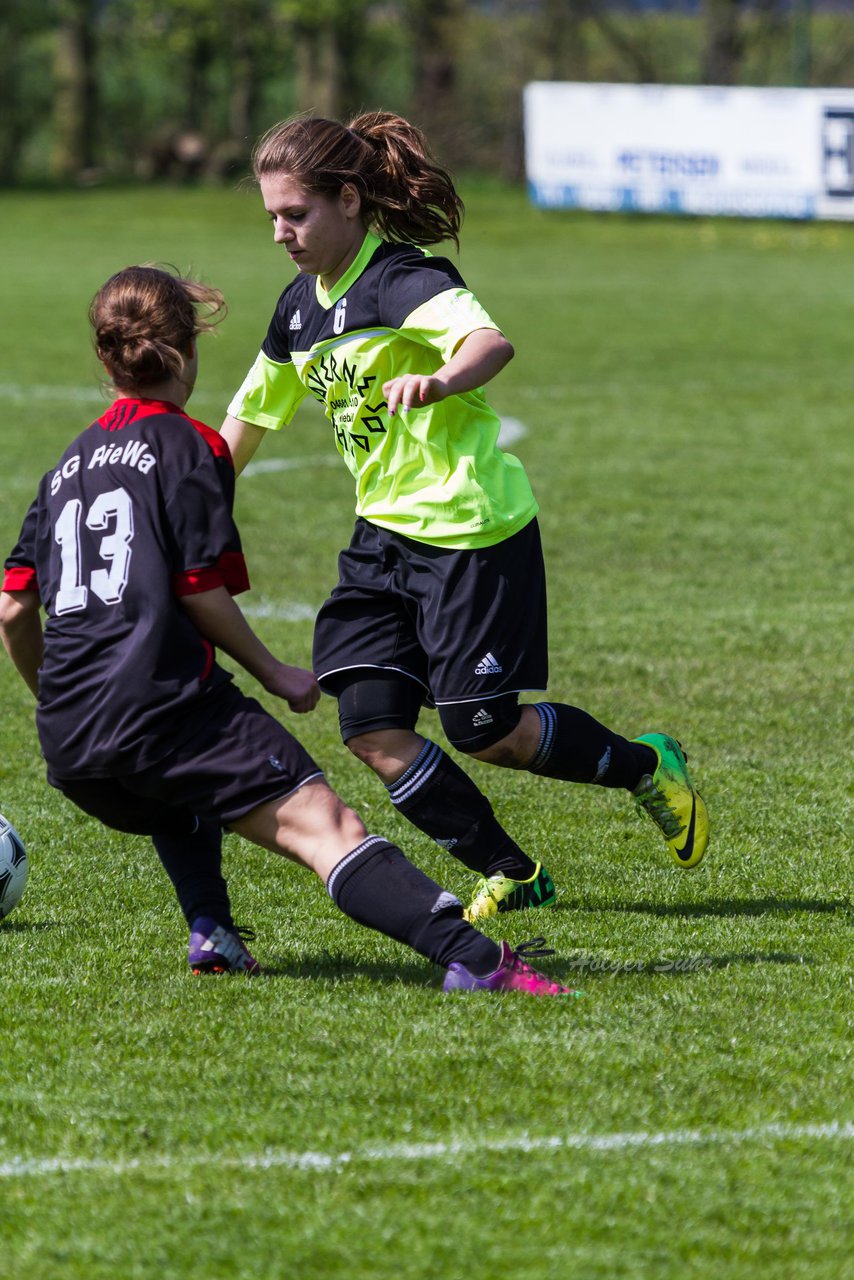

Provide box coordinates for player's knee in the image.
[438,695,523,757]
[281,784,367,859]
[333,799,369,849]
[468,731,527,768]
[346,730,388,768]
[346,729,427,790]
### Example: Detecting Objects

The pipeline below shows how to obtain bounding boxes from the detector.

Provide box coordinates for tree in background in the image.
[4,0,854,186]
[701,0,745,84]
[0,1,53,185]
[103,0,279,179]
[286,0,371,119]
[404,0,465,167]
[51,0,100,182]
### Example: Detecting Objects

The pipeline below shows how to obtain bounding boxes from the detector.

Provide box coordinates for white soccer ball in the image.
[0,812,28,919]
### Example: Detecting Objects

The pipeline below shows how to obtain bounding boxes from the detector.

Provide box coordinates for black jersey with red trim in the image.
[3,398,250,778]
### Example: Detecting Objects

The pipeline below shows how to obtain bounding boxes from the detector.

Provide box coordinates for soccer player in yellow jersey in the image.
[222,113,709,923]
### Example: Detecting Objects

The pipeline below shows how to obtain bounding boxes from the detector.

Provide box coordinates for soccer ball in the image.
[0,812,28,919]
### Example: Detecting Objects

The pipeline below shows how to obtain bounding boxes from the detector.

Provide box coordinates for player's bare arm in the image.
[0,590,43,698]
[220,414,267,476]
[382,328,514,416]
[179,586,320,713]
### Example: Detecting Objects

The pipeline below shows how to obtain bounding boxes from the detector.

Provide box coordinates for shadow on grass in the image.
[259,953,438,986]
[256,948,811,987]
[554,951,812,981]
[559,897,851,919]
[0,920,60,933]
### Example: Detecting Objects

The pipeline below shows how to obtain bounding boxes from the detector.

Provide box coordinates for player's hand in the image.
[382,374,448,417]
[264,663,321,713]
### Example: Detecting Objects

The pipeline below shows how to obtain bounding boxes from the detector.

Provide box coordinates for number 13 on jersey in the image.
[54,488,135,615]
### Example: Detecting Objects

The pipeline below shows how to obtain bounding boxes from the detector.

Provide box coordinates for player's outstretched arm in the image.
[382,327,514,416]
[179,586,320,713]
[220,414,267,476]
[0,591,43,698]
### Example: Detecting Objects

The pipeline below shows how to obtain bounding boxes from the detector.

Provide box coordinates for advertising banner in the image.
[524,82,854,220]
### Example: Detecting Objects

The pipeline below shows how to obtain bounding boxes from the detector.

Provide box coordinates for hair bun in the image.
[89,265,224,393]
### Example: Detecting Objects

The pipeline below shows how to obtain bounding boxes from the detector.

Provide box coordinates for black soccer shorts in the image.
[312,516,549,708]
[47,683,323,833]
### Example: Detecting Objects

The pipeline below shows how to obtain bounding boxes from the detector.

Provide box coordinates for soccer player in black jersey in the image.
[0,265,576,996]
[221,113,710,923]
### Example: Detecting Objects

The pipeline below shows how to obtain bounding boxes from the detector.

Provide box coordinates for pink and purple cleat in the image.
[188,918,261,975]
[443,938,583,998]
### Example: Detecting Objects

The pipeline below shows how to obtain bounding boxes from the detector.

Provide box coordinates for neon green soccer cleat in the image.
[632,733,709,869]
[463,862,557,923]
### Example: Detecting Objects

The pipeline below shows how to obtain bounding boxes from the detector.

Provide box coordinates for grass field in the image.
[0,182,852,1280]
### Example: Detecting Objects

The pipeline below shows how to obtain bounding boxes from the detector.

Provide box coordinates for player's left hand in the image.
[382,374,448,417]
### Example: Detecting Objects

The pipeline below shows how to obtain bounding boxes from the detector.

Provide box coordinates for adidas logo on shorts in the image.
[472,708,494,727]
[431,890,461,914]
[474,651,503,675]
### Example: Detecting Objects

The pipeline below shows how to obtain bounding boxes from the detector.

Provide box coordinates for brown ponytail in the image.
[89,265,226,393]
[252,112,464,248]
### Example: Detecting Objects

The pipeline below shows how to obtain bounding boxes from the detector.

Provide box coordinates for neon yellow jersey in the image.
[227,232,537,548]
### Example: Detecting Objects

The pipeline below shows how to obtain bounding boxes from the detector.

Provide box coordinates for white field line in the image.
[0,383,228,407]
[1,1120,850,1182]
[0,383,527,456]
[2,387,525,626]
[0,383,106,405]
[243,455,338,476]
[242,600,316,622]
[496,416,527,447]
[242,416,528,477]
[238,417,528,617]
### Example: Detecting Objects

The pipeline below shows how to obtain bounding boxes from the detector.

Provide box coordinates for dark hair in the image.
[252,111,464,248]
[89,265,226,392]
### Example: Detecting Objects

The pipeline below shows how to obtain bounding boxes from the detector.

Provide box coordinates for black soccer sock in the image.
[327,836,502,976]
[385,739,537,880]
[151,818,234,929]
[528,703,657,791]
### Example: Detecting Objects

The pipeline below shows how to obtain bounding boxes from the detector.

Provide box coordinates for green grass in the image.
[0,184,852,1280]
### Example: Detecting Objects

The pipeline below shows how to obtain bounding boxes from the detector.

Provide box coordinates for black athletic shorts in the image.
[47,682,322,834]
[313,516,548,707]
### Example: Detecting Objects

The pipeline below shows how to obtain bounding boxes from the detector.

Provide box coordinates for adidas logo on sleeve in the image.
[289,309,302,331]
[474,652,503,675]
